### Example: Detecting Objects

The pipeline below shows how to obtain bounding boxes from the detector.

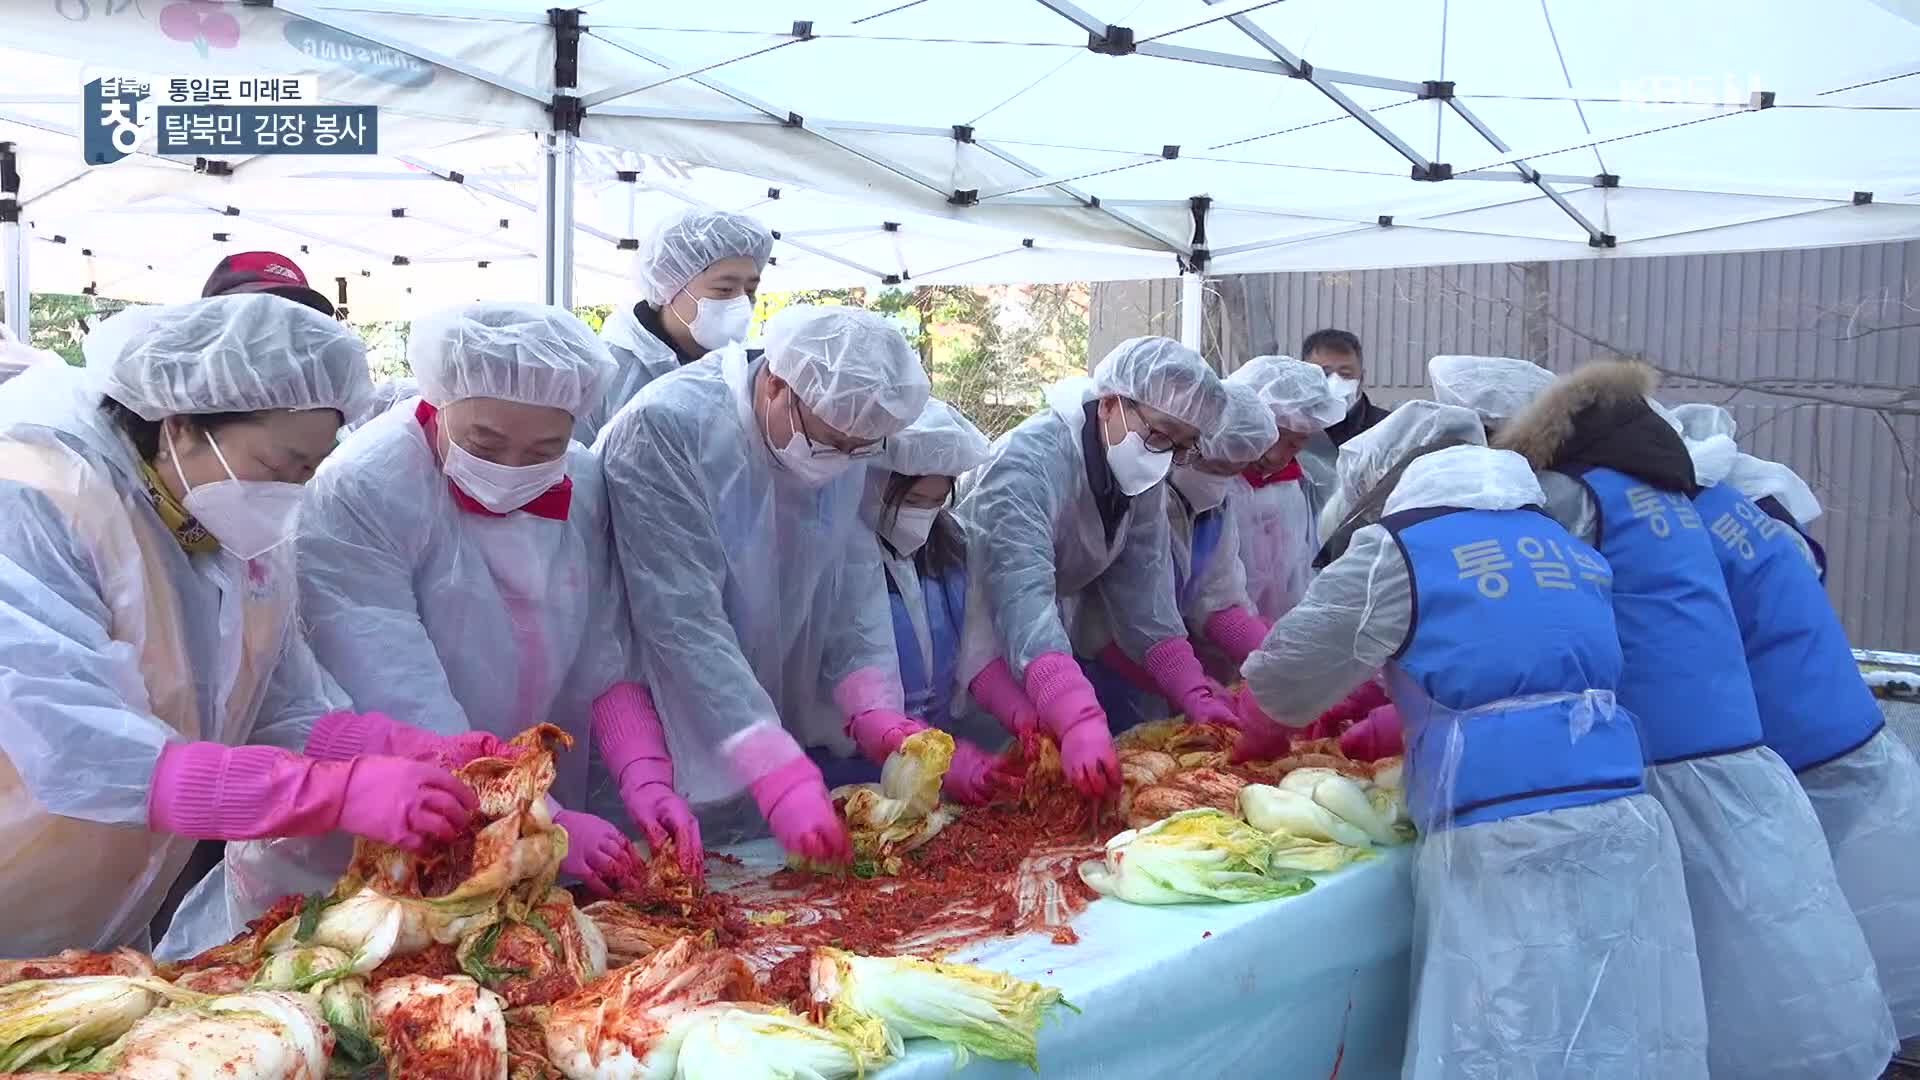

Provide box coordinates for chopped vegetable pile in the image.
[2,708,1407,1078]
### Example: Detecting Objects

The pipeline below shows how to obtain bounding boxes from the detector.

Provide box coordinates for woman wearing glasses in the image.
[597,305,930,862]
[954,337,1235,798]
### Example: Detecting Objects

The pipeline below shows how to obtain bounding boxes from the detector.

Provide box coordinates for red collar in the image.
[1242,460,1304,489]
[416,400,573,521]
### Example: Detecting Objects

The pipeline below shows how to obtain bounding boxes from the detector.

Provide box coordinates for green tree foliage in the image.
[756,284,1089,437]
[22,293,131,364]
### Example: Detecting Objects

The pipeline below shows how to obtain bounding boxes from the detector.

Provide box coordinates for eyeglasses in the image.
[1128,403,1202,465]
[789,395,884,459]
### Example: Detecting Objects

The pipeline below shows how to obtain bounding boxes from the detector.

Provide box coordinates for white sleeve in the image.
[1242,524,1411,725]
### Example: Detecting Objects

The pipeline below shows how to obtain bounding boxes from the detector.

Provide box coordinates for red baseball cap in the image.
[201,251,335,316]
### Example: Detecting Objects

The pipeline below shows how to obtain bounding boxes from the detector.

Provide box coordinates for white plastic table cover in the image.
[709,839,1415,1079]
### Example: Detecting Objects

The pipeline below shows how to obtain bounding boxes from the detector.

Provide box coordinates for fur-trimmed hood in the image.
[1493,360,1698,493]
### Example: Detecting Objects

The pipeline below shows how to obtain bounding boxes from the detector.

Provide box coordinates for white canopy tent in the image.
[4,0,1919,335]
[0,49,1169,322]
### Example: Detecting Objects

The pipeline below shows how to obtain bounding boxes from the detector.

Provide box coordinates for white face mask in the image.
[1171,467,1234,512]
[1102,404,1173,496]
[773,431,856,487]
[167,425,304,560]
[680,293,753,351]
[881,506,940,557]
[443,438,568,513]
[761,389,857,489]
[1106,430,1172,496]
[1327,374,1361,409]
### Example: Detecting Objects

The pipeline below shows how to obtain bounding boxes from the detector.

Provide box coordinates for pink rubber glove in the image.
[749,756,851,864]
[1228,688,1294,765]
[147,741,476,854]
[1142,638,1238,726]
[845,708,928,765]
[1319,678,1392,728]
[305,710,505,767]
[554,808,638,898]
[1095,643,1164,698]
[591,683,704,880]
[1203,607,1272,668]
[942,739,1024,807]
[1340,705,1405,761]
[1022,652,1119,798]
[968,658,1040,738]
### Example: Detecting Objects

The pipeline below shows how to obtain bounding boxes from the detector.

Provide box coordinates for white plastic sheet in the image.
[706,838,1414,1079]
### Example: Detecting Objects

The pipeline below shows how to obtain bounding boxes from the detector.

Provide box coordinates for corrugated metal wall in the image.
[1089,242,1920,650]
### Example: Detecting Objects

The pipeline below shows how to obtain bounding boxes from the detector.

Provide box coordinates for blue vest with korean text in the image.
[1176,507,1227,614]
[891,563,967,724]
[1565,465,1764,765]
[1380,505,1646,832]
[1756,495,1828,582]
[1693,482,1881,772]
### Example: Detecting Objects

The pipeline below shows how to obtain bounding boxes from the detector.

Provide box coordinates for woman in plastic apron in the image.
[0,296,474,958]
[856,397,1016,803]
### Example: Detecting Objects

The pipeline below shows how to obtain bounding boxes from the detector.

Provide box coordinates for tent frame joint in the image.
[550,94,584,135]
[1419,80,1454,99]
[1412,162,1453,181]
[1185,194,1212,273]
[1088,25,1136,54]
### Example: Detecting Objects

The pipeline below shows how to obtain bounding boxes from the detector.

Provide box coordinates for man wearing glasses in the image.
[954,337,1237,799]
[597,305,930,866]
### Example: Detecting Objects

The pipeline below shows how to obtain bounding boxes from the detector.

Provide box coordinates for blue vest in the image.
[1567,466,1765,766]
[1756,495,1827,582]
[1692,483,1881,772]
[1176,507,1226,614]
[890,562,966,724]
[1381,505,1646,831]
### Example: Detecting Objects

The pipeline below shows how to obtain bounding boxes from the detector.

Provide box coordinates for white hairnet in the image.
[633,207,774,306]
[408,302,615,416]
[1335,399,1487,503]
[1672,403,1823,523]
[1226,354,1348,433]
[885,397,991,478]
[1091,336,1229,432]
[1428,355,1555,425]
[1383,444,1546,516]
[765,305,930,440]
[1201,382,1279,465]
[1671,403,1737,441]
[1645,397,1736,487]
[86,294,370,421]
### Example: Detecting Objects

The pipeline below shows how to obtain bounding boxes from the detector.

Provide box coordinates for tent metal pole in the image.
[543,134,576,309]
[1179,271,1204,352]
[1,141,27,339]
[546,8,583,309]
